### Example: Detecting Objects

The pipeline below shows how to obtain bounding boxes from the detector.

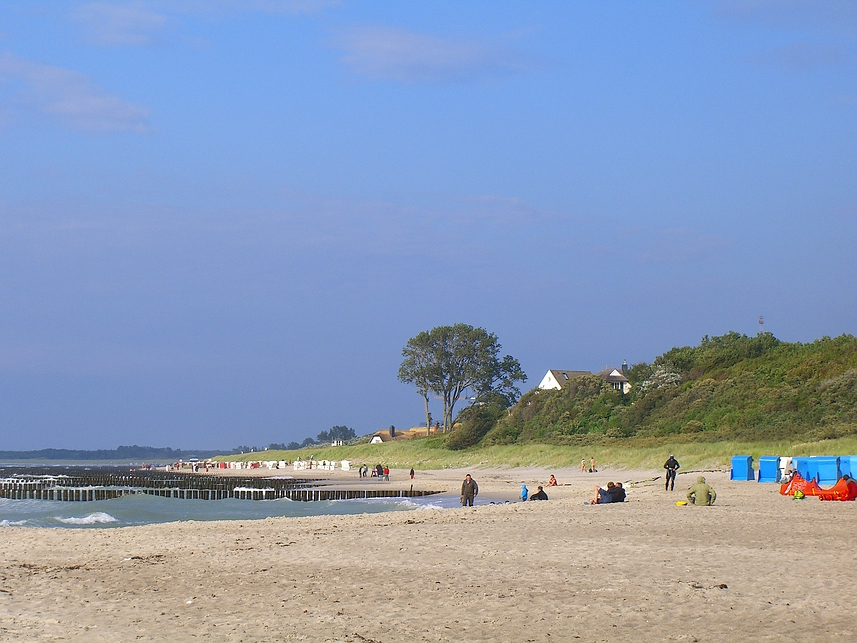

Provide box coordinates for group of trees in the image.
[398,323,527,432]
[245,426,358,453]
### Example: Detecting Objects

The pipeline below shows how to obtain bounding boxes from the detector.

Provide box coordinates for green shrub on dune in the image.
[470,332,857,447]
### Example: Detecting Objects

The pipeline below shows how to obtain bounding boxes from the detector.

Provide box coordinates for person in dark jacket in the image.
[664,455,680,491]
[529,485,549,501]
[460,474,478,506]
[608,482,626,503]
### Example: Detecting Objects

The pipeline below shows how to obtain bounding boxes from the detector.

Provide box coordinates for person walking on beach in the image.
[580,459,587,472]
[664,455,680,491]
[589,457,596,473]
[409,468,415,480]
[461,474,478,507]
[383,466,390,481]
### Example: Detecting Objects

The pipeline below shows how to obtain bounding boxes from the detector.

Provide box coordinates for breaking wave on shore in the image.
[0,493,456,529]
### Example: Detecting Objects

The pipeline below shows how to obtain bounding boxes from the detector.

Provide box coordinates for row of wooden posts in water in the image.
[0,467,441,502]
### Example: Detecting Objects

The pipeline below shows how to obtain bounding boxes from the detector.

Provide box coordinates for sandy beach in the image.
[2,466,856,642]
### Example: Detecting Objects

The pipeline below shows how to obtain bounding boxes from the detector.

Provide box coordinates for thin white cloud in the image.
[743,42,847,69]
[66,0,338,47]
[158,0,338,17]
[332,26,535,83]
[0,52,149,132]
[71,2,167,46]
[200,0,338,13]
[715,0,857,34]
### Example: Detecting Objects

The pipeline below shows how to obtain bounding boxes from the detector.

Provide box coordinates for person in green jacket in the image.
[686,476,716,506]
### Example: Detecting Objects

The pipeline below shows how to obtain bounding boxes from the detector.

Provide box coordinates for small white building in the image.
[538,370,591,390]
[538,368,631,394]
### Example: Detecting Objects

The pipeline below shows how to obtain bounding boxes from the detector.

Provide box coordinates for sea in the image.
[0,492,467,529]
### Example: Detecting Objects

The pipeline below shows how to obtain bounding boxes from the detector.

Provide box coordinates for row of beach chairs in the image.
[730,454,857,484]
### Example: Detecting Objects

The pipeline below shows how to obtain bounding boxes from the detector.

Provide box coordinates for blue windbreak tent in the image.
[815,456,840,485]
[793,457,809,480]
[806,457,819,482]
[839,456,857,478]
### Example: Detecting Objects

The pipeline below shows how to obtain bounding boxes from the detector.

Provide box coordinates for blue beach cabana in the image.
[730,455,754,481]
[757,456,780,483]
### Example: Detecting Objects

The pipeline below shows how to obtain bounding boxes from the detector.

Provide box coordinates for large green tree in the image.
[398,324,526,432]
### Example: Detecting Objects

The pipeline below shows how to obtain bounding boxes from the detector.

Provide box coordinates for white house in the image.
[538,368,631,394]
[538,370,590,390]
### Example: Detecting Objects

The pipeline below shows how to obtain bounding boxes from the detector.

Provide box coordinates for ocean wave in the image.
[0,519,29,527]
[53,512,118,525]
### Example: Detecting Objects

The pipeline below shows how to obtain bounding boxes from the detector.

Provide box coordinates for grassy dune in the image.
[215,435,857,471]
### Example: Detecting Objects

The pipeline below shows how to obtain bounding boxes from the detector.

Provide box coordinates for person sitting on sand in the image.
[520,483,529,502]
[608,482,626,503]
[686,476,717,506]
[547,475,558,487]
[589,481,615,504]
[529,485,549,501]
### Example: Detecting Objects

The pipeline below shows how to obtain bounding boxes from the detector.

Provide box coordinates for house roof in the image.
[548,370,592,383]
[596,368,629,383]
[545,368,629,386]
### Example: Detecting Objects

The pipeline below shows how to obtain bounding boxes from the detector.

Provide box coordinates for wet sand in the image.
[1,466,855,642]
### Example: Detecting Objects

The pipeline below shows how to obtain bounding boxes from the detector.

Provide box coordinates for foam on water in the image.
[53,512,118,525]
[0,490,458,528]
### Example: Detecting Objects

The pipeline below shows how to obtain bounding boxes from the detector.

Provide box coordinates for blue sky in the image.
[1,1,855,450]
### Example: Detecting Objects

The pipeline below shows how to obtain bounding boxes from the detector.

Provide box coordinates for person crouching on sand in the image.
[686,476,716,506]
[520,483,528,502]
[547,474,558,487]
[529,485,549,501]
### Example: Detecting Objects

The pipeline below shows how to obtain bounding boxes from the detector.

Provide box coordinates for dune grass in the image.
[215,435,857,471]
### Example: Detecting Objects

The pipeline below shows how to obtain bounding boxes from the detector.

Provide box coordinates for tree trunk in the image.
[423,392,431,434]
